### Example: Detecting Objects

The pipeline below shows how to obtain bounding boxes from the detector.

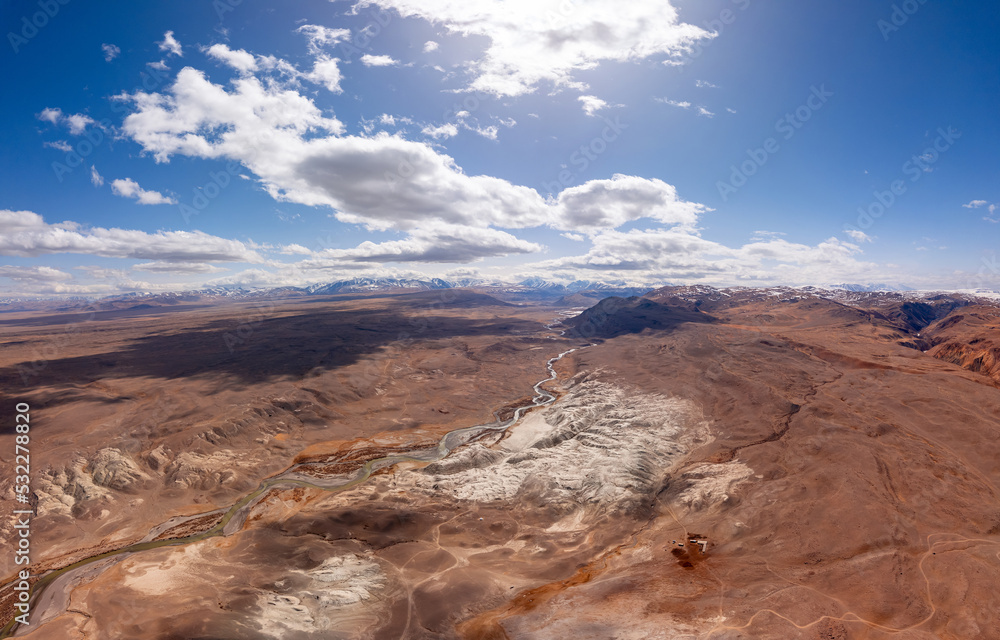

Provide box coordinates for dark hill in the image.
[389,289,515,308]
[564,296,715,339]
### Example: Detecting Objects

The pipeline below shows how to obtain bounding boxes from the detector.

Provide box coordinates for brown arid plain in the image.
[1,285,999,639]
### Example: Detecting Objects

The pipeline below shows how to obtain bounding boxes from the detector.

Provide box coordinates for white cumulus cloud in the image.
[0,210,263,263]
[118,62,718,267]
[110,178,177,205]
[657,98,692,109]
[986,204,999,224]
[578,95,608,117]
[302,224,543,264]
[353,0,712,96]
[132,261,227,274]
[307,56,345,93]
[0,265,74,283]
[158,30,183,57]
[530,230,878,286]
[845,229,872,243]
[422,123,458,139]
[102,43,121,62]
[361,54,398,67]
[111,51,876,283]
[205,44,257,73]
[296,24,351,54]
[37,108,95,135]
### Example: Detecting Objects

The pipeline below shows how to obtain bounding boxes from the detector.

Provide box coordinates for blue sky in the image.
[1,0,998,296]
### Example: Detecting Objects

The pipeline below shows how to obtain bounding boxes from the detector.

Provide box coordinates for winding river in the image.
[1,347,579,638]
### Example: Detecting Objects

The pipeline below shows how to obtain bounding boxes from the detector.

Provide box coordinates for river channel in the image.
[1,347,579,637]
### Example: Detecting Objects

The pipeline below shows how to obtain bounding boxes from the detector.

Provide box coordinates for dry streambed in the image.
[11,364,737,639]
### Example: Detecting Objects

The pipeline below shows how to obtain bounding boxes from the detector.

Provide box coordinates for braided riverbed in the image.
[1,347,579,638]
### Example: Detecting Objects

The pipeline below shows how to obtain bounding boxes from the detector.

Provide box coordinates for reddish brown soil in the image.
[3,287,1000,639]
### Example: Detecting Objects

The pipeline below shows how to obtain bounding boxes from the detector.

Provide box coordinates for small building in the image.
[690,538,709,552]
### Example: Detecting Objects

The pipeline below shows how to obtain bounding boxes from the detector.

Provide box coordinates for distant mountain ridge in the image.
[830,283,915,292]
[6,279,998,315]
[0,277,660,312]
[306,277,453,295]
[191,277,656,299]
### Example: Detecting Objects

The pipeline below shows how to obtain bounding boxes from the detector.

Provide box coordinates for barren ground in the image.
[1,287,999,639]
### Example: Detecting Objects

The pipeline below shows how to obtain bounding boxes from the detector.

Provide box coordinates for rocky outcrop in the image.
[417,380,706,515]
[34,460,109,517]
[88,448,151,492]
[257,554,388,638]
[144,445,171,471]
[933,342,1000,382]
[162,451,245,490]
[34,449,149,517]
[422,444,505,475]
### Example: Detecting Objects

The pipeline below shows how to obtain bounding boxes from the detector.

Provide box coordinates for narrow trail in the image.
[457,415,711,640]
[626,333,1000,639]
[0,342,584,638]
[703,532,1000,638]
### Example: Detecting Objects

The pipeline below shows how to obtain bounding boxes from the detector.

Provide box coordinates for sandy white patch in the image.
[259,593,316,635]
[305,554,386,606]
[119,543,209,596]
[257,553,388,638]
[499,409,551,452]
[675,461,754,512]
[417,381,707,513]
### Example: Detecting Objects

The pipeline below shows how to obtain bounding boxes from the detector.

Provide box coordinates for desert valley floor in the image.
[1,285,999,639]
